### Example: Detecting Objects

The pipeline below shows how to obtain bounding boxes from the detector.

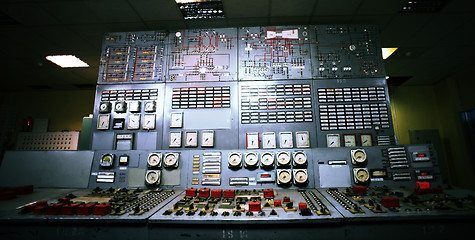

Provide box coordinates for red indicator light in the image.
[416,153,426,157]
[421,172,429,176]
[261,174,270,178]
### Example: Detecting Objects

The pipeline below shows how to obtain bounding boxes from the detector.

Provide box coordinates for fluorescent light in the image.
[46,55,89,68]
[382,48,398,60]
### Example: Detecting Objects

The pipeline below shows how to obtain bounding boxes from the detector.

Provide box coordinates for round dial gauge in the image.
[276,151,291,167]
[164,153,179,168]
[115,101,126,113]
[260,152,274,168]
[293,170,308,184]
[351,149,367,164]
[228,153,242,168]
[99,102,111,113]
[147,153,162,167]
[145,170,160,185]
[100,154,114,168]
[277,170,292,185]
[354,168,370,183]
[244,152,259,168]
[293,151,307,166]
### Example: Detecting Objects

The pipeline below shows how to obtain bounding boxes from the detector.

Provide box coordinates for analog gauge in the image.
[276,151,291,167]
[277,169,292,185]
[360,134,373,146]
[97,114,110,130]
[143,114,156,130]
[293,169,308,185]
[185,131,198,147]
[351,149,367,165]
[246,132,259,149]
[145,170,161,185]
[170,112,183,128]
[353,168,370,183]
[169,131,182,148]
[260,152,275,168]
[164,153,179,168]
[114,101,127,113]
[127,114,141,130]
[295,131,310,148]
[326,134,340,148]
[228,152,242,168]
[201,130,214,148]
[344,134,357,147]
[279,132,293,148]
[292,151,307,167]
[244,152,259,168]
[128,101,141,113]
[147,153,162,168]
[99,102,111,113]
[100,153,114,168]
[144,100,156,112]
[262,132,276,149]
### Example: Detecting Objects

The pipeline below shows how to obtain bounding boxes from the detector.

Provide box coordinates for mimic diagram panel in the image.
[311,25,384,79]
[98,31,168,83]
[97,25,384,84]
[238,26,312,80]
[166,28,238,82]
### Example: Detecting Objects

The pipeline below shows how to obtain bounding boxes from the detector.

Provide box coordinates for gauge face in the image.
[169,131,182,148]
[246,132,259,149]
[260,152,274,167]
[145,170,161,185]
[344,134,357,147]
[262,132,276,149]
[115,101,127,113]
[129,101,141,113]
[244,152,259,168]
[279,132,293,148]
[354,168,370,183]
[164,153,179,168]
[201,130,214,148]
[127,114,141,130]
[293,169,308,184]
[228,152,242,168]
[351,149,367,164]
[185,131,198,147]
[277,170,292,185]
[293,151,307,166]
[99,102,111,113]
[97,114,110,130]
[360,134,373,147]
[143,114,156,130]
[100,154,114,168]
[147,153,162,167]
[170,112,183,128]
[296,131,310,148]
[144,100,156,112]
[326,134,340,148]
[276,151,291,167]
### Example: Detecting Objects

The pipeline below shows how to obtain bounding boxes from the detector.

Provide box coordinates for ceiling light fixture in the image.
[382,48,398,60]
[175,0,224,20]
[45,55,90,68]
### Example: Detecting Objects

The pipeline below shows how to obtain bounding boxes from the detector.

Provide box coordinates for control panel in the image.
[3,25,474,230]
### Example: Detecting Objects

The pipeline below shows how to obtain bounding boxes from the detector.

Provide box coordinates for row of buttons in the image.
[241,97,312,110]
[317,87,386,103]
[172,86,231,109]
[241,111,313,124]
[319,104,390,130]
[241,84,311,97]
[101,89,159,101]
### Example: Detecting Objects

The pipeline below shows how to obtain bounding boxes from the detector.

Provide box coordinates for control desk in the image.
[0,25,474,240]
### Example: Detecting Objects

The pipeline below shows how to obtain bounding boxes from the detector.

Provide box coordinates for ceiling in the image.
[0,0,474,90]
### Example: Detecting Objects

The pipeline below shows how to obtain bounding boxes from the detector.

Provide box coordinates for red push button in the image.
[381,197,400,208]
[263,189,274,198]
[199,188,210,198]
[224,189,235,198]
[186,188,197,197]
[249,201,261,212]
[211,189,222,198]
